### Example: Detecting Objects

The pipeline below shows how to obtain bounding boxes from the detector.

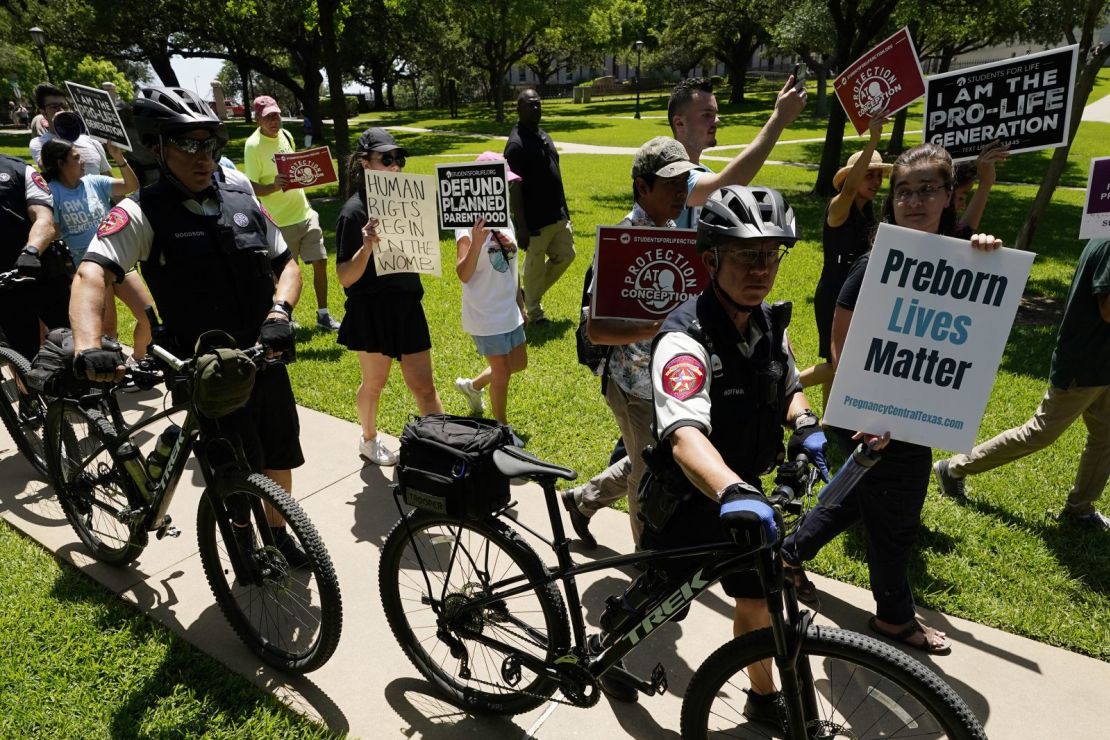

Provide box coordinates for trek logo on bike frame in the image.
[625,568,709,646]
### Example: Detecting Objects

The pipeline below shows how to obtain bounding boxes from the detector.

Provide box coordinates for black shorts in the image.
[641,494,764,600]
[338,291,431,359]
[209,363,304,471]
[0,273,70,362]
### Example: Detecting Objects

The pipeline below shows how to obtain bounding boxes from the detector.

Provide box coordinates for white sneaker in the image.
[359,435,398,466]
[454,377,484,415]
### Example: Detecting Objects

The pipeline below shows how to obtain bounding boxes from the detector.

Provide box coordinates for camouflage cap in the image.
[632,136,697,179]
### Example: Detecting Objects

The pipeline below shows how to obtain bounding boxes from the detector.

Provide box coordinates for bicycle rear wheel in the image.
[681,625,986,739]
[0,346,49,477]
[379,511,571,715]
[46,399,148,566]
[196,473,342,673]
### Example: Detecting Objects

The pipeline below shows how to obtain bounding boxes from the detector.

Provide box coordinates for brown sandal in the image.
[868,617,951,655]
[783,563,821,609]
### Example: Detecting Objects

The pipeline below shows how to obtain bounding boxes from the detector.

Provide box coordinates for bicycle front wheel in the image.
[0,346,49,477]
[196,473,342,673]
[379,511,571,715]
[682,625,986,740]
[46,399,148,565]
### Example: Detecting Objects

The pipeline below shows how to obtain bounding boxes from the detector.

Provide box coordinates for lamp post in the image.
[29,27,53,85]
[633,40,644,120]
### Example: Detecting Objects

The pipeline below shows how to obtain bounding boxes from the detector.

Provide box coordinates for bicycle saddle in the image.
[492,446,577,482]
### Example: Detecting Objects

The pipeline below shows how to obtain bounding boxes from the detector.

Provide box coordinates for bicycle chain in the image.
[456,656,599,708]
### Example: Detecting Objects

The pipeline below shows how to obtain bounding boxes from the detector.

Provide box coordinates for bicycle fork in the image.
[761,551,819,740]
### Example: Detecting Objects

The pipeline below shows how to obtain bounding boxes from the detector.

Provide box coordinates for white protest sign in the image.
[365,169,441,277]
[64,81,132,151]
[825,223,1034,452]
[1080,156,1110,239]
[435,161,510,230]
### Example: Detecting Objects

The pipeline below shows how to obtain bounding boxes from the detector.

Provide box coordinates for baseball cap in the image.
[475,150,521,182]
[356,127,406,154]
[253,95,281,119]
[632,136,697,179]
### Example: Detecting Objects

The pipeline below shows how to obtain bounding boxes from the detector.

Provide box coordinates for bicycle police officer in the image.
[69,87,308,563]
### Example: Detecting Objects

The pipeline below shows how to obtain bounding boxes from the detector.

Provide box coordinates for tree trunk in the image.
[886,107,909,155]
[237,62,252,123]
[939,45,957,74]
[149,53,179,87]
[387,80,396,109]
[319,0,348,195]
[815,102,848,196]
[491,69,506,122]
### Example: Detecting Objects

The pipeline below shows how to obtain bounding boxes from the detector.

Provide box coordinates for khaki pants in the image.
[949,384,1110,515]
[522,219,574,319]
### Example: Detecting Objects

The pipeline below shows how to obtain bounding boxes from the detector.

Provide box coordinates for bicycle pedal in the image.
[649,663,668,695]
[156,526,181,540]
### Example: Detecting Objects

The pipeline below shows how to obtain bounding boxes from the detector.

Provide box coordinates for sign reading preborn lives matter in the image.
[274,147,338,190]
[1080,157,1110,239]
[365,170,441,277]
[824,223,1034,452]
[923,45,1078,162]
[591,226,707,321]
[435,161,510,230]
[834,27,926,135]
[64,81,131,150]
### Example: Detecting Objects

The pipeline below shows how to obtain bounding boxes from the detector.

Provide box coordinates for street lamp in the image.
[29,26,53,85]
[633,40,645,120]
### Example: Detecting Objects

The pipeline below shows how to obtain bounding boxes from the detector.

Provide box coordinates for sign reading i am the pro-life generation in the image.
[923,45,1078,162]
[824,224,1034,452]
[435,161,510,230]
[274,146,338,190]
[834,27,926,135]
[64,81,132,150]
[365,169,441,277]
[1080,156,1110,239]
[591,226,707,321]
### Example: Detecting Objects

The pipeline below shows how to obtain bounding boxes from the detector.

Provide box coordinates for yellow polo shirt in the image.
[242,127,311,227]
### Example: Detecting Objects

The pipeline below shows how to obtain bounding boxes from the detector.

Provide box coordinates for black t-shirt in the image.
[335,192,422,297]
[503,123,569,232]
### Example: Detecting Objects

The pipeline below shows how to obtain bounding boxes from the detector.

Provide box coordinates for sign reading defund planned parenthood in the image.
[435,161,510,230]
[923,45,1078,162]
[365,169,441,277]
[824,224,1034,452]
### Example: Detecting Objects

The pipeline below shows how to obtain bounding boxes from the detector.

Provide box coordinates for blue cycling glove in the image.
[789,426,829,482]
[719,482,778,546]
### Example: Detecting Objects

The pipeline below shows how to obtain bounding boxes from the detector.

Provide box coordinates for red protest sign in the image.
[274,146,338,190]
[834,27,926,134]
[591,226,707,321]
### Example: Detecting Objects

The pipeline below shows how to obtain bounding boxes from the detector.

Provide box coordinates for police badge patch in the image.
[662,354,707,400]
[233,212,249,227]
[97,206,129,237]
[30,171,50,194]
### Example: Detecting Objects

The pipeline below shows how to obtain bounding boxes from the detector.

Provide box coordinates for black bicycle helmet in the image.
[696,185,798,252]
[129,86,227,154]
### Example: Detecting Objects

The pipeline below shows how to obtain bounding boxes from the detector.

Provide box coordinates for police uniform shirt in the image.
[652,323,800,440]
[0,158,53,267]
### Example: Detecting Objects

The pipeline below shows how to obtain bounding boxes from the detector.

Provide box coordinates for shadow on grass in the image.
[526,318,574,347]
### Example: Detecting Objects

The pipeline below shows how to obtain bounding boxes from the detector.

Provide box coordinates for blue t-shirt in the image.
[50,175,114,263]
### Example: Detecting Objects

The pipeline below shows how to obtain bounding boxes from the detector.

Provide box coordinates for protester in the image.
[561,136,697,549]
[453,153,528,424]
[40,138,153,359]
[935,238,1109,530]
[335,127,443,465]
[28,84,111,177]
[303,114,313,148]
[244,95,339,331]
[667,77,807,229]
[503,89,574,324]
[16,103,30,128]
[952,140,1009,236]
[783,142,1003,655]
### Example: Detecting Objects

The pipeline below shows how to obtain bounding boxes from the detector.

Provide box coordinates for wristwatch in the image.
[21,246,39,256]
[270,300,293,319]
[793,409,819,431]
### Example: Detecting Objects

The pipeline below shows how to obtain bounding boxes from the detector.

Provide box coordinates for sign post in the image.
[435,162,510,230]
[591,226,706,321]
[365,170,441,277]
[64,80,131,150]
[834,27,926,135]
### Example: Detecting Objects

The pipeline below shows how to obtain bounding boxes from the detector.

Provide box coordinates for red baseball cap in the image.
[253,95,280,119]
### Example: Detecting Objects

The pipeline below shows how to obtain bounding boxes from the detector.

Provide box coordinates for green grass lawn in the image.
[3,72,1110,735]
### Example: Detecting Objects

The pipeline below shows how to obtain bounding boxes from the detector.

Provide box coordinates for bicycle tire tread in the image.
[0,346,49,477]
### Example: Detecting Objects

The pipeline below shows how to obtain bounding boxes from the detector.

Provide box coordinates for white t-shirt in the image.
[30,133,111,177]
[454,224,523,337]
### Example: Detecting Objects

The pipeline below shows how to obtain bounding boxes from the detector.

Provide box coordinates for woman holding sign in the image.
[784,142,1002,655]
[335,128,443,466]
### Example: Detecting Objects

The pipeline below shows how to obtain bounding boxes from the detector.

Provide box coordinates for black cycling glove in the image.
[15,247,41,279]
[74,348,125,379]
[259,317,295,353]
[719,481,778,547]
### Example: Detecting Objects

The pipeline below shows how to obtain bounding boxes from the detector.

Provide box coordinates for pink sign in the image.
[274,146,338,190]
[834,27,926,135]
[591,226,707,321]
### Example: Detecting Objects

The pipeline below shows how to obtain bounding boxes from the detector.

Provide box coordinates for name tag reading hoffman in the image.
[825,224,1033,452]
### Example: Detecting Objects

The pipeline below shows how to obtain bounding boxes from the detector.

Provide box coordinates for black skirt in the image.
[338,291,432,359]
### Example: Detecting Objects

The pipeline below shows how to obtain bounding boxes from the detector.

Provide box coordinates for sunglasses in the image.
[377,152,406,168]
[166,136,222,156]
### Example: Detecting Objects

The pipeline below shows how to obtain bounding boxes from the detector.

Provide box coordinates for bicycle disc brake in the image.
[807,719,856,739]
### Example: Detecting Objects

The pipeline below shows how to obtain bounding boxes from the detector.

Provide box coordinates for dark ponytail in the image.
[346,151,367,197]
[881,142,958,236]
[40,138,74,182]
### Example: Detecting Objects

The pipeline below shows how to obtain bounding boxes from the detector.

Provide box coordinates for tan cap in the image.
[833,149,893,191]
[632,136,697,179]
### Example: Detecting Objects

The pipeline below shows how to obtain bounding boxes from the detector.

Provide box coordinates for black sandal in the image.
[783,563,821,609]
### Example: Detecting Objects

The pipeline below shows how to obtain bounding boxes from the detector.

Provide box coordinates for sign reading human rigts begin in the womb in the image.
[923,45,1078,162]
[834,27,926,135]
[435,161,510,230]
[591,227,707,321]
[824,224,1034,452]
[365,170,441,277]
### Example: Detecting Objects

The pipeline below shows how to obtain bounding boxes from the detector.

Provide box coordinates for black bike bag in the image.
[27,327,75,396]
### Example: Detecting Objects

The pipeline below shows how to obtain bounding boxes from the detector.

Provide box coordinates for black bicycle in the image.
[0,269,50,477]
[378,445,986,738]
[44,334,342,673]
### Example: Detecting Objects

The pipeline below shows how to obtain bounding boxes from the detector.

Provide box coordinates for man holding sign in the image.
[28,83,110,177]
[244,95,339,331]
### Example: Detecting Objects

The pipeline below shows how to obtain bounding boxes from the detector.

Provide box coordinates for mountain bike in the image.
[378,443,986,738]
[0,269,50,477]
[44,334,342,673]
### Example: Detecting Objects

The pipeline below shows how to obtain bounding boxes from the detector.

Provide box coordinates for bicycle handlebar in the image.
[0,269,34,290]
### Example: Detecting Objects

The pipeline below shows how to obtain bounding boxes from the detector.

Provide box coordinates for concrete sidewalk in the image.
[2,393,1109,739]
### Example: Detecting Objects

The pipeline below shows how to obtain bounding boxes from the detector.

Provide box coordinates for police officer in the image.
[0,152,69,361]
[69,87,307,563]
[611,186,832,720]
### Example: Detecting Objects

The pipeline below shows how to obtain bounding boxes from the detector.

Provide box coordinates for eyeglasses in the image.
[719,246,789,268]
[893,185,949,204]
[44,101,67,111]
[378,152,406,168]
[166,136,221,156]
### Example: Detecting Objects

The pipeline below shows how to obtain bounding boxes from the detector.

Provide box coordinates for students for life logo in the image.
[853,67,902,116]
[623,250,698,316]
[288,160,325,187]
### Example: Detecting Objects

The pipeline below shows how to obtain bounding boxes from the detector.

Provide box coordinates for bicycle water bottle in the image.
[599,569,670,635]
[817,441,882,507]
[146,425,181,484]
[116,441,151,498]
